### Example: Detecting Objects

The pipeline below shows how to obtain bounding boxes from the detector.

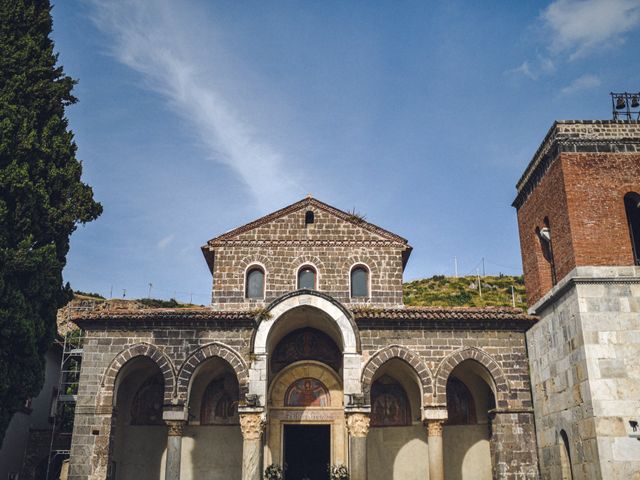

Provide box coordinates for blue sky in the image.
[52,0,640,303]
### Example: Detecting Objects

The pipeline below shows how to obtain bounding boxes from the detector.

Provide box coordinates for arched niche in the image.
[252,292,360,355]
[443,360,496,480]
[181,356,243,479]
[249,291,362,405]
[112,356,167,480]
[367,359,428,480]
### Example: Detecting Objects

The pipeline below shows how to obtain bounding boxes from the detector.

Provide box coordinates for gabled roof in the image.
[204,196,410,246]
[201,196,412,272]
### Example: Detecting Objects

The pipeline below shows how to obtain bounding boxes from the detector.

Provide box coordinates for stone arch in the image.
[99,342,176,408]
[341,254,380,277]
[290,255,325,290]
[238,254,273,272]
[252,290,361,354]
[361,345,433,407]
[434,347,510,406]
[176,342,249,403]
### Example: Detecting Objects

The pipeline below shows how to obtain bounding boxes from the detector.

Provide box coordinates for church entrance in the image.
[284,424,330,480]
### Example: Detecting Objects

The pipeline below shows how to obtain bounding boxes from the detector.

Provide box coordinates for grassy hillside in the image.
[403,275,527,310]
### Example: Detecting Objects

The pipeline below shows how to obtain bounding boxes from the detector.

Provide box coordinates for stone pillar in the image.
[346,413,370,480]
[427,420,444,480]
[240,413,266,480]
[165,420,185,480]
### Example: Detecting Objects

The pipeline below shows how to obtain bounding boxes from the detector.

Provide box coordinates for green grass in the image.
[403,275,527,310]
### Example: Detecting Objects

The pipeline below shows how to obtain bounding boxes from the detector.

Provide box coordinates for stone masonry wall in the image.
[208,206,407,309]
[69,315,538,480]
[528,266,640,480]
[358,319,539,479]
[68,320,254,480]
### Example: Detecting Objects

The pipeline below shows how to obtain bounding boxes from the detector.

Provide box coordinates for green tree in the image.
[0,0,102,442]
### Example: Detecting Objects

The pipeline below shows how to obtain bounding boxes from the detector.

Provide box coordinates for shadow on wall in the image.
[443,425,491,480]
[112,356,167,479]
[185,356,243,479]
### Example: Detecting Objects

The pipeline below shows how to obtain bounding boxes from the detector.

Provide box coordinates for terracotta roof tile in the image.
[350,306,536,322]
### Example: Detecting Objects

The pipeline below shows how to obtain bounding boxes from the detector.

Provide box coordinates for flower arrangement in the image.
[328,464,350,480]
[264,464,284,480]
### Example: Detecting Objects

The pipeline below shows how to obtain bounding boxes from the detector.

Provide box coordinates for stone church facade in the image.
[68,197,538,480]
[66,119,640,480]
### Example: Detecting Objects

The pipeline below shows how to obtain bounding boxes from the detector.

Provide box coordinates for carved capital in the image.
[240,413,266,440]
[166,420,185,437]
[427,420,444,437]
[346,413,370,438]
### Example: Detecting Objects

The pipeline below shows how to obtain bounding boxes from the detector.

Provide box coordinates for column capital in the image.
[240,412,266,440]
[166,420,186,437]
[346,413,370,438]
[426,419,444,437]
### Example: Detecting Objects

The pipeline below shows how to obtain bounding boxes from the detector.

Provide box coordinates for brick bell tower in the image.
[514,119,640,479]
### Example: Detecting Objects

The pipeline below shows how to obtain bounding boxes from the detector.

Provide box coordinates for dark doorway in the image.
[284,424,330,480]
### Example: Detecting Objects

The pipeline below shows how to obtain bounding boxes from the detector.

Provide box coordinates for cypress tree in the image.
[0,0,102,442]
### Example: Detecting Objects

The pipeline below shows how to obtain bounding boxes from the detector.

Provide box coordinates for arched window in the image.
[245,266,265,299]
[305,210,315,225]
[350,265,369,298]
[537,216,557,285]
[298,265,316,290]
[625,192,640,265]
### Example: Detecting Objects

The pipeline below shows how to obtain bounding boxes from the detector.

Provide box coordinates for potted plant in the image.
[328,464,350,480]
[264,464,285,480]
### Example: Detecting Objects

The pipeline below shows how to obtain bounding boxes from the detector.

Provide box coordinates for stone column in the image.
[165,420,185,480]
[240,413,266,480]
[346,413,370,480]
[427,420,445,480]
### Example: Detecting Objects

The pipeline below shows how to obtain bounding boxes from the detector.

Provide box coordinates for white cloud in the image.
[542,0,640,60]
[88,1,300,206]
[157,234,175,250]
[506,56,555,80]
[560,73,602,95]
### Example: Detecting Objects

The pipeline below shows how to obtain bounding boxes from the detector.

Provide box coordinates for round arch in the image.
[434,347,510,406]
[99,342,176,408]
[252,290,361,355]
[176,342,249,403]
[361,345,433,407]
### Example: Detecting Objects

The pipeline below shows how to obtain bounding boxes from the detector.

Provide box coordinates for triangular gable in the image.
[203,196,410,247]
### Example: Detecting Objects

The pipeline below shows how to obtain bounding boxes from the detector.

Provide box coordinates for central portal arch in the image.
[248,291,363,406]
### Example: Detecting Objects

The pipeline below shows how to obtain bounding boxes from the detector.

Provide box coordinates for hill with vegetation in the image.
[403,275,527,310]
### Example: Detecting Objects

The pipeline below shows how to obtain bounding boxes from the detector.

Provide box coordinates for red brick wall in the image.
[517,151,640,306]
[516,159,574,305]
[562,152,640,268]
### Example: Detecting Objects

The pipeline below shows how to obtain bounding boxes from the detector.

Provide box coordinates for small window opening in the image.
[624,192,640,265]
[537,217,557,285]
[559,429,574,480]
[351,265,369,298]
[305,210,315,225]
[246,267,265,299]
[298,266,316,290]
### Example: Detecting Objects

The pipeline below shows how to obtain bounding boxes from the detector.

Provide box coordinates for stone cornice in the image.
[529,266,640,314]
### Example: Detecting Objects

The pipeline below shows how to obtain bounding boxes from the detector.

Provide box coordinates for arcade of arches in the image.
[70,293,537,480]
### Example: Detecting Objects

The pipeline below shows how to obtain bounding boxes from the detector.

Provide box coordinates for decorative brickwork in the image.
[176,342,249,403]
[434,347,510,407]
[361,345,433,406]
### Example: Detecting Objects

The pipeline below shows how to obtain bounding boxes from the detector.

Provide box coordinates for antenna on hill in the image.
[148,283,153,299]
[453,257,458,278]
[611,92,640,121]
